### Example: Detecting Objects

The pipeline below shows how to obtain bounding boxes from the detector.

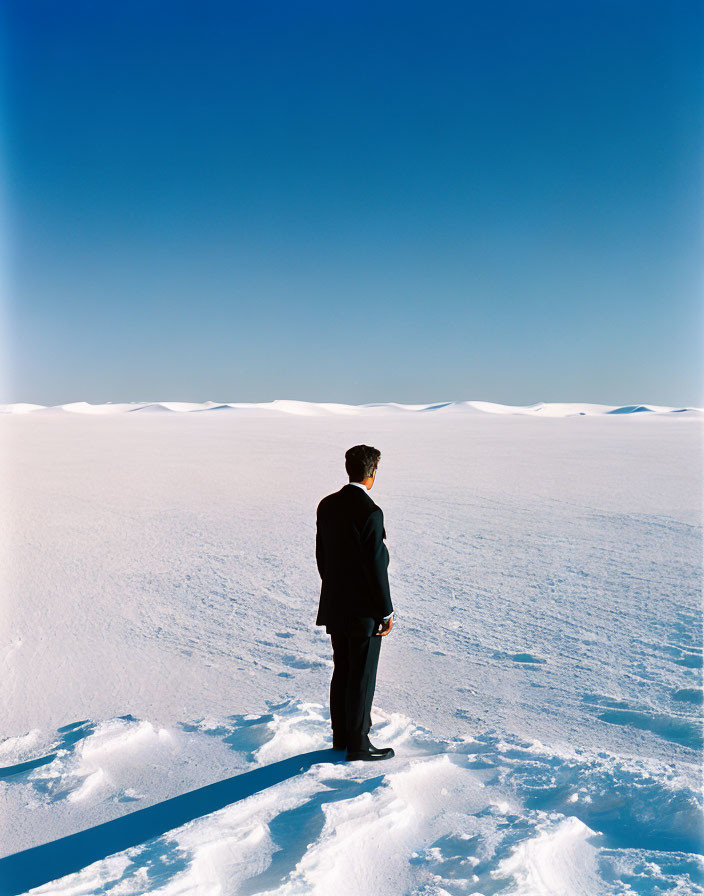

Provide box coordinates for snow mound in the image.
[1,698,701,895]
[1,399,701,416]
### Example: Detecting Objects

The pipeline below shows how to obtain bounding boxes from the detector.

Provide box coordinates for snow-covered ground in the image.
[0,401,702,895]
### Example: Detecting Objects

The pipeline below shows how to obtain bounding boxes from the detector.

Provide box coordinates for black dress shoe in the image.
[345,745,395,761]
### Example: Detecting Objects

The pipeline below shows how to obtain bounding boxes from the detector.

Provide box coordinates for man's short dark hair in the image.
[345,445,381,482]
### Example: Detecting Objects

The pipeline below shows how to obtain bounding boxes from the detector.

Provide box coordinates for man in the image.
[315,444,395,762]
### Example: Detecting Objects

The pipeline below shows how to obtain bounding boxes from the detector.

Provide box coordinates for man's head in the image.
[345,444,381,488]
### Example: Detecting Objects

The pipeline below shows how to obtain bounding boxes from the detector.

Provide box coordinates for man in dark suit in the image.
[315,444,395,762]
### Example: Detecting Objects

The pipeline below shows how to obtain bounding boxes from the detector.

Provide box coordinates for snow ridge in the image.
[1,399,701,416]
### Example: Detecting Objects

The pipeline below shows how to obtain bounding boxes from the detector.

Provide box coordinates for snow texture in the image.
[0,401,701,895]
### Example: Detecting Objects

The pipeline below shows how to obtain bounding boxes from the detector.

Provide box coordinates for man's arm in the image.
[315,513,324,579]
[358,507,393,619]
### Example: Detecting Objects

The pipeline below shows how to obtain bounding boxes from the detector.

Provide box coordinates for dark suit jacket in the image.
[315,483,393,637]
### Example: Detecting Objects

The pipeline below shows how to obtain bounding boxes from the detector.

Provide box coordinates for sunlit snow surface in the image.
[0,401,702,895]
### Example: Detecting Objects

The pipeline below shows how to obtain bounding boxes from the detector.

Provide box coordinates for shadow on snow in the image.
[0,748,344,895]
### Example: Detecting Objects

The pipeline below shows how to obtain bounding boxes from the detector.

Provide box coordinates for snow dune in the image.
[3,699,700,895]
[0,398,701,416]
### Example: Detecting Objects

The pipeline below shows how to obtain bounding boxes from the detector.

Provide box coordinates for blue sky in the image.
[3,1,702,405]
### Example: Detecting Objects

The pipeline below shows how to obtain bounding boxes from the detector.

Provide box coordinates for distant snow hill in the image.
[1,399,702,416]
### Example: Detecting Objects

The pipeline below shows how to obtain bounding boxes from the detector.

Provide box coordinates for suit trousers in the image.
[329,631,382,752]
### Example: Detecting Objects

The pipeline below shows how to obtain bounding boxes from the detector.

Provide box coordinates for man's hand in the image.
[377,615,394,636]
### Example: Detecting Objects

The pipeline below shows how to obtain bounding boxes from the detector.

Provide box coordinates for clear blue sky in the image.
[3,1,702,406]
